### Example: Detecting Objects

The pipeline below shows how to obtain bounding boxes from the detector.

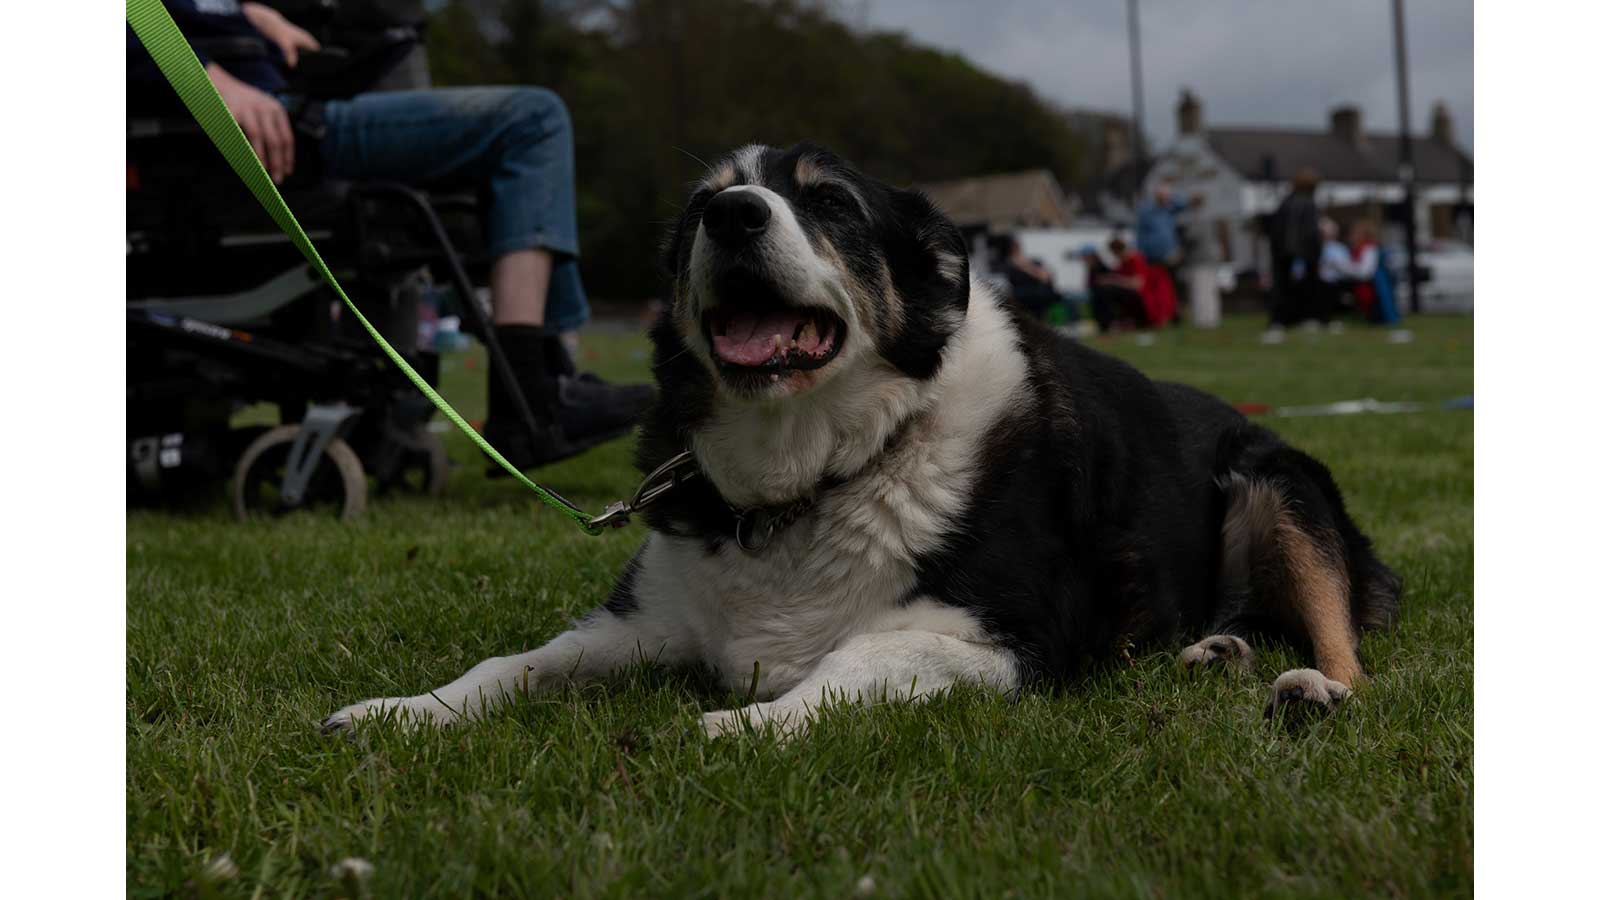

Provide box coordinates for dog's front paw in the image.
[321,697,456,734]
[701,703,807,741]
[1263,669,1351,720]
[700,707,748,739]
[1179,634,1254,671]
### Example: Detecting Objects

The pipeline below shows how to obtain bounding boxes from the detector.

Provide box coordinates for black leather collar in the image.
[594,414,919,554]
[728,479,841,554]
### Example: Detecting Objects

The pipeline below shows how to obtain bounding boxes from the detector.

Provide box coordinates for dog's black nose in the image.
[701,190,771,246]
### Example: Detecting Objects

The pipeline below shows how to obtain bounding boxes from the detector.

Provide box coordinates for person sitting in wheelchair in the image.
[127,0,653,471]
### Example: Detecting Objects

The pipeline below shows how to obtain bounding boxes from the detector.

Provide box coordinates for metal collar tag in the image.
[733,495,817,554]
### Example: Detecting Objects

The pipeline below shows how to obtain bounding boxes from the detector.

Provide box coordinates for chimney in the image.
[1177,89,1202,136]
[1330,105,1364,145]
[1430,102,1456,147]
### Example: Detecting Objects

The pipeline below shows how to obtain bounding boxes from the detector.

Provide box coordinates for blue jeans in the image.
[317,86,591,333]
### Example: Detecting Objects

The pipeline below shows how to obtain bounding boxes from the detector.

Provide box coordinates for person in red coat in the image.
[1089,238,1176,331]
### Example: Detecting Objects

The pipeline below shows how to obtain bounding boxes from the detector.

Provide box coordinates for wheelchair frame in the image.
[127,11,545,519]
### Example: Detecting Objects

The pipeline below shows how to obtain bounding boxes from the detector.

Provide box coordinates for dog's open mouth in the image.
[705,304,846,374]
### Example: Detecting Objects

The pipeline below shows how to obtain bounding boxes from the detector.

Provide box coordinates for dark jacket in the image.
[1270,191,1322,264]
[127,0,289,98]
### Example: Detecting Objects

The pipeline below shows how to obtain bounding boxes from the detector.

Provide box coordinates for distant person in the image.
[1318,217,1406,330]
[996,234,1080,323]
[1136,179,1198,318]
[1315,217,1354,328]
[1087,238,1177,332]
[1263,168,1324,342]
[1346,221,1403,325]
[1084,241,1145,332]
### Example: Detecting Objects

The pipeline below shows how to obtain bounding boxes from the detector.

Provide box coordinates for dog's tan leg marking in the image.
[1179,634,1254,670]
[1221,474,1366,718]
[1277,515,1364,688]
[1262,512,1362,719]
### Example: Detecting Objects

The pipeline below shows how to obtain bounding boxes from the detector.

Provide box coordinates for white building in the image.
[1142,91,1473,280]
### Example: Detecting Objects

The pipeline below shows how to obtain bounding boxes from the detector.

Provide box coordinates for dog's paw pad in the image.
[1179,634,1254,671]
[1264,669,1350,720]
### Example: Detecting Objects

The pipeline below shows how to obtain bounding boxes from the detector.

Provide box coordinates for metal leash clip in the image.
[588,449,698,530]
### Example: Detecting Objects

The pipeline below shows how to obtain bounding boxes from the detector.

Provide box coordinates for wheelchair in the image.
[127,2,544,520]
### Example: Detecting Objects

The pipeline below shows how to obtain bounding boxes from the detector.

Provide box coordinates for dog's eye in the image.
[809,186,855,216]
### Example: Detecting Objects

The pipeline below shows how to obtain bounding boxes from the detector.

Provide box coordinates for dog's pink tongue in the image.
[712,308,814,366]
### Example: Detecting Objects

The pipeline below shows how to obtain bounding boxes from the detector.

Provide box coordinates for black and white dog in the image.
[325,143,1401,737]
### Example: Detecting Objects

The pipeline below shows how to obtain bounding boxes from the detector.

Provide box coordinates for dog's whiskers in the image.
[673,146,712,171]
[657,344,695,367]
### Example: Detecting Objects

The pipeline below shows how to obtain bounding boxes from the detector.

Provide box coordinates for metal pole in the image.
[1127,0,1145,203]
[1392,0,1422,313]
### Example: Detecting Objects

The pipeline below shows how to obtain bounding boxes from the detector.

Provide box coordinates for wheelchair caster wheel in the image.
[232,424,368,521]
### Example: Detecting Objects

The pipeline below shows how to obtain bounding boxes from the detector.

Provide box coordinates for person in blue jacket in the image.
[1135,179,1198,318]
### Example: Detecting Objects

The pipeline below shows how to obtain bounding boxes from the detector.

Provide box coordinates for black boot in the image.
[541,334,578,378]
[482,324,576,474]
[482,325,651,475]
[541,333,658,418]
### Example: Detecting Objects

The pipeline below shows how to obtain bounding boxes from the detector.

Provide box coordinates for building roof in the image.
[1205,127,1472,185]
[916,169,1074,230]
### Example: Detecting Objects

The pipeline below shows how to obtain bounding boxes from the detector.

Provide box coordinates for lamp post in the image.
[1392,0,1422,313]
[1127,0,1145,204]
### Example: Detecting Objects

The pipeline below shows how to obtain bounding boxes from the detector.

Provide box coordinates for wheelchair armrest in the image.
[127,117,202,140]
[190,35,271,62]
[294,47,352,82]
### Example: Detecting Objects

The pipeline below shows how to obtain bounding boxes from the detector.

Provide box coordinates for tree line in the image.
[426,0,1089,300]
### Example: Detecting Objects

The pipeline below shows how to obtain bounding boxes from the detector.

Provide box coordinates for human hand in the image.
[241,2,321,68]
[206,63,295,183]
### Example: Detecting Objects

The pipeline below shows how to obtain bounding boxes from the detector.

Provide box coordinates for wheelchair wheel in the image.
[232,425,368,521]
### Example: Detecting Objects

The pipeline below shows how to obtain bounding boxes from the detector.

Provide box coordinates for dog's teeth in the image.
[770,373,780,382]
[798,321,818,346]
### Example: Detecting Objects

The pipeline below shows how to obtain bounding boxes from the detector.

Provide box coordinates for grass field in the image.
[127,316,1474,898]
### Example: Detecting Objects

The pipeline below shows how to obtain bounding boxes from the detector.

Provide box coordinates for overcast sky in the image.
[850,0,1474,153]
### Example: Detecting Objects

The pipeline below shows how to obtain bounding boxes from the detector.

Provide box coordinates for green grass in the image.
[127,316,1474,898]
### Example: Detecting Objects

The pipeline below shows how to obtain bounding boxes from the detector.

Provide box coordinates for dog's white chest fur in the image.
[631,285,1028,696]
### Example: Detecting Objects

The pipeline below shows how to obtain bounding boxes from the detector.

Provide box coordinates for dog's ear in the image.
[880,187,970,379]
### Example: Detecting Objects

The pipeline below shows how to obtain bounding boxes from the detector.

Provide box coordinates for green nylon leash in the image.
[127,0,606,535]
